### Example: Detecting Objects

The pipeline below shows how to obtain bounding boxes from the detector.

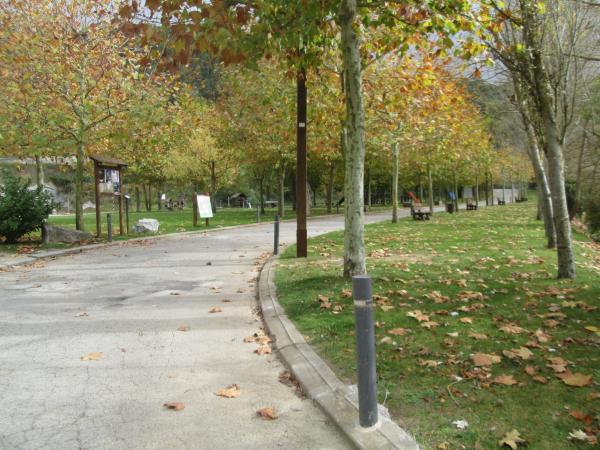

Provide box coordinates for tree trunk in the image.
[135,186,140,212]
[392,143,399,223]
[490,172,494,206]
[453,172,459,213]
[306,181,312,216]
[210,160,217,213]
[530,61,574,277]
[475,172,480,206]
[366,167,371,210]
[74,142,85,231]
[259,178,265,214]
[326,162,335,214]
[157,188,162,210]
[339,0,366,277]
[485,172,489,206]
[278,164,285,217]
[427,165,434,213]
[526,122,556,247]
[147,185,152,211]
[35,155,44,189]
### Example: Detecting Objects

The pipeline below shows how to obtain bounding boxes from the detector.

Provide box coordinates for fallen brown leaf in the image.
[499,429,525,449]
[255,346,272,355]
[468,332,488,340]
[215,384,240,398]
[80,352,102,361]
[163,402,185,411]
[388,328,409,336]
[256,407,278,420]
[557,371,592,387]
[209,306,222,313]
[492,374,518,386]
[472,353,501,366]
[177,325,190,332]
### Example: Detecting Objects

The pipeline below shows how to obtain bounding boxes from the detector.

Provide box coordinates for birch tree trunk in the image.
[525,122,556,247]
[523,28,575,277]
[210,160,217,213]
[339,0,366,277]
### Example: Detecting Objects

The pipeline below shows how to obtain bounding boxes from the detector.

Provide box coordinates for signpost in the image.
[196,194,213,226]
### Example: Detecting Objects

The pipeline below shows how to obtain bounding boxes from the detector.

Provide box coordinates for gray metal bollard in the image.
[353,275,378,428]
[274,215,280,255]
[107,213,112,243]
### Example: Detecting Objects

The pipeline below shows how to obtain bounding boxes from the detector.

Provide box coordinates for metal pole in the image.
[107,213,112,243]
[352,275,378,428]
[274,215,280,255]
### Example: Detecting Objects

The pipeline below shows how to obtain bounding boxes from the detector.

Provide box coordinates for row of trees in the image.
[4,0,594,280]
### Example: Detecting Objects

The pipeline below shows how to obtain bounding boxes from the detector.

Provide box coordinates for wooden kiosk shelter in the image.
[90,155,128,238]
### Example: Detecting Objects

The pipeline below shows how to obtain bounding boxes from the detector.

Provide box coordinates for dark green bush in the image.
[0,172,54,243]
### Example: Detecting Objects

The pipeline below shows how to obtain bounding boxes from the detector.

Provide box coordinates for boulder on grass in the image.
[43,224,92,244]
[133,218,159,233]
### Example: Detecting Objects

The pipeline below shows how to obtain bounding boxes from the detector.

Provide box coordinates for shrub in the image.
[0,172,54,244]
[584,196,600,242]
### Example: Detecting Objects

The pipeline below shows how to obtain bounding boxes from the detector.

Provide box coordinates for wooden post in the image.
[193,192,198,227]
[296,68,308,258]
[94,162,101,237]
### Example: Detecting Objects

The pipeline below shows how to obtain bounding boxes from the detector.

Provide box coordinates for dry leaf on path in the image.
[163,402,185,411]
[209,306,222,313]
[388,328,409,336]
[255,346,272,355]
[215,384,240,398]
[80,352,102,361]
[256,407,278,420]
[177,325,190,332]
[557,371,592,387]
[499,429,525,449]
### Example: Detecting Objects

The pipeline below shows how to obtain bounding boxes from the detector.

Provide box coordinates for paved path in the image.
[0,210,397,450]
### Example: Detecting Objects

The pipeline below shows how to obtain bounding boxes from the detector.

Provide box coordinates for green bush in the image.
[584,196,600,242]
[0,172,54,243]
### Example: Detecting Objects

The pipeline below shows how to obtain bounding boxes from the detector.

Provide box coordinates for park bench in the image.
[411,205,431,220]
[466,201,478,210]
[497,198,506,205]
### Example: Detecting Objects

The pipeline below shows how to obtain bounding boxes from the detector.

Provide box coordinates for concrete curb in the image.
[258,256,420,450]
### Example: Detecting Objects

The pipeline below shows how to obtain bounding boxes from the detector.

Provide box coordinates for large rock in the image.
[133,218,159,233]
[42,224,92,244]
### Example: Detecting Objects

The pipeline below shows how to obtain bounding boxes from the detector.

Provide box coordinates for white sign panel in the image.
[196,195,214,218]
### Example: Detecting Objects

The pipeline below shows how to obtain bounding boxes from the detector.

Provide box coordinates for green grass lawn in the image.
[275,201,599,449]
